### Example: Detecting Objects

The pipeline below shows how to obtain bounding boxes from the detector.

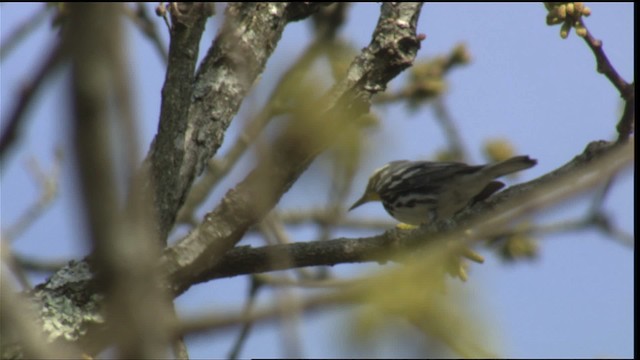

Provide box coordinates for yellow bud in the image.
[462,248,485,264]
[451,43,472,65]
[560,22,572,39]
[575,27,587,37]
[566,3,575,15]
[557,4,567,18]
[396,223,418,230]
[574,2,584,14]
[155,3,166,17]
[484,139,516,162]
[434,150,458,162]
[458,264,468,282]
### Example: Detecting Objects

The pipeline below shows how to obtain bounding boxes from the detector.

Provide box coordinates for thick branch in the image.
[147,3,211,242]
[200,236,392,281]
[148,3,323,242]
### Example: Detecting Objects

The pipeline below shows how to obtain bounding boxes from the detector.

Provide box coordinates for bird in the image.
[348,155,537,225]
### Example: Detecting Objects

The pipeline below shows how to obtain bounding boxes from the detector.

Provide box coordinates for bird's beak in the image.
[348,192,379,211]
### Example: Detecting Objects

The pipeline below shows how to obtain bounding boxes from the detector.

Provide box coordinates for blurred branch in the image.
[0,273,80,359]
[2,151,62,242]
[311,3,349,40]
[373,43,471,106]
[1,150,63,290]
[490,208,633,262]
[66,3,171,358]
[254,274,360,288]
[432,97,468,161]
[0,45,64,166]
[588,211,634,248]
[228,276,264,359]
[171,337,190,360]
[315,132,364,278]
[176,290,352,339]
[12,254,68,273]
[0,4,51,61]
[239,223,305,359]
[124,3,169,64]
[176,254,483,359]
[1,241,32,290]
[279,209,395,230]
[263,211,320,282]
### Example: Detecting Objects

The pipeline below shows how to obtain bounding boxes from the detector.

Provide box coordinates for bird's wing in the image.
[380,161,483,196]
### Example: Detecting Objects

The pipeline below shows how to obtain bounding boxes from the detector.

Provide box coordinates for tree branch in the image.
[148,3,324,242]
[581,28,634,143]
[0,45,63,166]
[1,3,340,357]
[66,3,172,358]
[146,3,211,242]
[162,2,424,295]
[183,140,632,288]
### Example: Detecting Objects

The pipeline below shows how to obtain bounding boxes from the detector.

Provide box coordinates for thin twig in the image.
[124,3,169,65]
[581,30,631,96]
[0,45,63,165]
[228,276,263,359]
[588,211,634,248]
[261,212,317,280]
[0,241,33,290]
[0,5,51,61]
[254,274,362,288]
[12,254,68,273]
[2,151,62,242]
[580,25,634,142]
[177,290,353,338]
[433,97,468,161]
[615,83,635,143]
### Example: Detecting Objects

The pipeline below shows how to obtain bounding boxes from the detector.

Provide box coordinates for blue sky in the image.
[1,3,633,358]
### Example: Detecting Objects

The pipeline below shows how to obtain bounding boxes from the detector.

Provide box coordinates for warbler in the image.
[349,155,537,225]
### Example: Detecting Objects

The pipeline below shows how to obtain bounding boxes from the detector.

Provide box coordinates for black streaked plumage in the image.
[349,156,537,225]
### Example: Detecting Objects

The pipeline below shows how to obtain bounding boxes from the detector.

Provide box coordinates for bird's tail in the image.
[481,155,537,179]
